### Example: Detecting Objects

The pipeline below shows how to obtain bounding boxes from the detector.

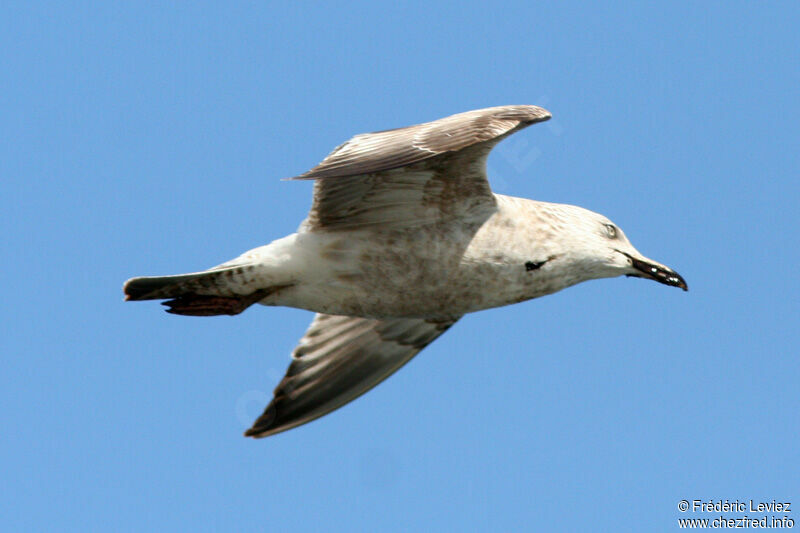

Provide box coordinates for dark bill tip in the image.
[620,252,688,291]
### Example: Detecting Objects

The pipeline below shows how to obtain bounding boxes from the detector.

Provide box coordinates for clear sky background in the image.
[3,2,798,531]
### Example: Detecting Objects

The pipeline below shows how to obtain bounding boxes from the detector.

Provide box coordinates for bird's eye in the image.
[604,224,618,239]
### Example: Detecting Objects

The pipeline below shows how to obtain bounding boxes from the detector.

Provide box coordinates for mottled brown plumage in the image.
[245,314,455,437]
[300,105,551,230]
[124,105,686,439]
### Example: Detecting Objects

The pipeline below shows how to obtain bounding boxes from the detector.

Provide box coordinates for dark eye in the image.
[604,224,618,239]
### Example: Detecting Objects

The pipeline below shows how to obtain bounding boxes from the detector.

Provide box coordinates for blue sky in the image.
[3,1,798,531]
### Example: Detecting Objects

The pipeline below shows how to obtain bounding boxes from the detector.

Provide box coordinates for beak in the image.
[618,251,688,291]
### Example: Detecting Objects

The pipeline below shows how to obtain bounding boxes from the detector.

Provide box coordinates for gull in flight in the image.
[124,105,687,438]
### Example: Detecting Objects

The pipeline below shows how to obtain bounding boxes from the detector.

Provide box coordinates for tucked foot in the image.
[162,290,270,316]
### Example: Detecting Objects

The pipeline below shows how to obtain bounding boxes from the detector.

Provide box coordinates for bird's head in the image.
[534,202,688,292]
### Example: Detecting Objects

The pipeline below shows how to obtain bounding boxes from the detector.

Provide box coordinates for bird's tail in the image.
[123,267,290,316]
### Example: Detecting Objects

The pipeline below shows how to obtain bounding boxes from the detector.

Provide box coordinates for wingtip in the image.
[526,104,552,122]
[285,173,316,181]
[243,425,272,439]
[243,404,278,439]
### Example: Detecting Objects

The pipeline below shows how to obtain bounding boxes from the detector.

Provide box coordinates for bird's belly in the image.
[286,279,492,320]
[285,255,533,320]
[279,227,521,319]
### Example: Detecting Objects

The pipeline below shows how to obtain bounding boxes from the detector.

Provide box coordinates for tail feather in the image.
[124,266,292,316]
[124,270,236,301]
[124,265,269,301]
[124,272,209,301]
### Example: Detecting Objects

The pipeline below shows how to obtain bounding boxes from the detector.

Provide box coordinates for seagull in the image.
[124,105,687,438]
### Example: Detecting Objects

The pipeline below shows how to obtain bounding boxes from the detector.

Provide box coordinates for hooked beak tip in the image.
[619,251,688,291]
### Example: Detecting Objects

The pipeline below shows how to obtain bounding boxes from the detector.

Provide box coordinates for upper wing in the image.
[295,105,551,230]
[245,313,459,438]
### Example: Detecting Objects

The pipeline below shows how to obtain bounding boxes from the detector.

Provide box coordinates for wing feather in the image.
[245,313,459,438]
[293,105,550,180]
[294,105,551,230]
